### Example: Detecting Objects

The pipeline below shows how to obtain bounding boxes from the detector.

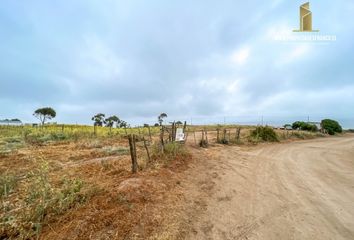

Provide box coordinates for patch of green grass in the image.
[290,131,318,140]
[0,137,25,156]
[1,161,92,239]
[0,173,18,198]
[150,142,189,167]
[101,146,130,156]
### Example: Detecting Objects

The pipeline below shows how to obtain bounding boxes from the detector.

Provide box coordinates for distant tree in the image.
[33,107,56,125]
[105,115,120,128]
[158,113,168,126]
[154,123,159,127]
[119,120,128,128]
[11,118,22,122]
[321,119,342,135]
[92,113,105,127]
[292,121,317,132]
[292,121,304,130]
[283,124,292,129]
[176,121,183,125]
[143,123,149,128]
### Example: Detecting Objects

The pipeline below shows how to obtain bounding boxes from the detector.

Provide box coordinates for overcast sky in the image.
[1,0,353,126]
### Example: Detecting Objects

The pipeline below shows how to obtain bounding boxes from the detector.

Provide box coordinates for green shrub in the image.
[163,142,187,157]
[199,139,208,148]
[292,121,318,132]
[321,119,342,135]
[251,126,279,142]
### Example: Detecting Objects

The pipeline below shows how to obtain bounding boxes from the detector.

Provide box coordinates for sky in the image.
[0,0,353,127]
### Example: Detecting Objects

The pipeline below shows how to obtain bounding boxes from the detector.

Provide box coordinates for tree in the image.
[292,121,317,132]
[33,107,56,125]
[292,121,304,130]
[321,119,342,135]
[11,118,22,122]
[119,120,128,128]
[105,115,120,128]
[158,113,168,126]
[176,121,183,125]
[92,113,105,127]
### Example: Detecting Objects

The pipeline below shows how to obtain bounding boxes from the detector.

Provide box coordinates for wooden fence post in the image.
[143,137,151,167]
[183,121,187,133]
[172,122,175,142]
[201,130,204,146]
[128,134,138,173]
[148,126,152,142]
[217,128,220,143]
[236,128,241,142]
[160,126,165,152]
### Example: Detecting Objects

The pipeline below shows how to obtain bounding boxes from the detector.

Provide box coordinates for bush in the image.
[321,119,342,135]
[250,126,278,142]
[218,138,229,145]
[199,139,208,148]
[292,121,318,132]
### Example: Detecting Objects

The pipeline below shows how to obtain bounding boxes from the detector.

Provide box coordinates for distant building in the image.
[0,119,22,126]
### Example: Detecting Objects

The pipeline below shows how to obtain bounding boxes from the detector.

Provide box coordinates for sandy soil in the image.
[182,135,354,240]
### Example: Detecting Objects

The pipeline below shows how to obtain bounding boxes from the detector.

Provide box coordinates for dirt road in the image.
[184,135,354,240]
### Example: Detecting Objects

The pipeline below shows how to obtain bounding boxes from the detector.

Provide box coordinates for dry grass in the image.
[0,124,330,239]
[0,130,191,239]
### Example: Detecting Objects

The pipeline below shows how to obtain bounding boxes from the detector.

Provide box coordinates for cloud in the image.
[0,0,353,126]
[230,47,250,65]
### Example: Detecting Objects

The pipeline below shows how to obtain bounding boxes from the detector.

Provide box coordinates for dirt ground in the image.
[2,132,353,239]
[0,137,191,239]
[178,134,354,240]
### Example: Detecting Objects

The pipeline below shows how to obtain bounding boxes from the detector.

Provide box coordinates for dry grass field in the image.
[1,124,351,239]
